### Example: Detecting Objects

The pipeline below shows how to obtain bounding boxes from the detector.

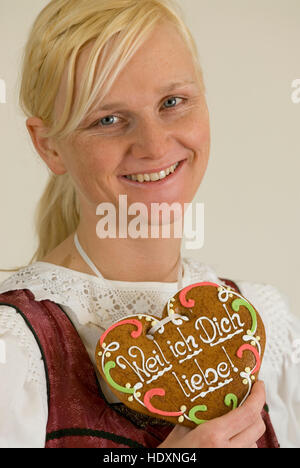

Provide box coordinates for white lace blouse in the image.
[0,258,299,448]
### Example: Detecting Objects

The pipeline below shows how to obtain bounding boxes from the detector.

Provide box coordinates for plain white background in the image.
[0,0,299,317]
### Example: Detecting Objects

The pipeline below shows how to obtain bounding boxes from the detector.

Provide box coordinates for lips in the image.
[119,158,186,187]
[120,159,186,178]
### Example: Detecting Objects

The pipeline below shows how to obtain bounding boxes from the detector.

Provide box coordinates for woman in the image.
[0,0,299,448]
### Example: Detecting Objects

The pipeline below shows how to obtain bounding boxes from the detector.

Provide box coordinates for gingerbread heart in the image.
[95,282,266,428]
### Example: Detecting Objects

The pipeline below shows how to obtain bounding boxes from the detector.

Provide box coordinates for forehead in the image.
[55,22,199,117]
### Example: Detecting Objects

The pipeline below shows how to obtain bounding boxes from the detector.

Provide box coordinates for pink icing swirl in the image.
[100,319,143,347]
[236,344,261,374]
[179,282,220,308]
[144,388,183,417]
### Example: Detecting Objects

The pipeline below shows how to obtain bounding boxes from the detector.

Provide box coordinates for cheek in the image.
[61,141,114,202]
[182,108,211,159]
[67,139,115,179]
[181,110,211,190]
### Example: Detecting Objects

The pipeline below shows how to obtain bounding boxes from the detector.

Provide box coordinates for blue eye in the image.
[164,97,181,108]
[91,96,184,129]
[99,115,117,126]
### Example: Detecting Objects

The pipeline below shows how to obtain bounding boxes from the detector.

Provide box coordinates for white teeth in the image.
[125,162,180,182]
[150,173,159,181]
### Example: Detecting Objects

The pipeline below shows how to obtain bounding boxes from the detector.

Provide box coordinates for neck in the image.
[75,220,183,283]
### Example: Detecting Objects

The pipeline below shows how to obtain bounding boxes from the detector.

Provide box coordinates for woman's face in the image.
[51,22,210,222]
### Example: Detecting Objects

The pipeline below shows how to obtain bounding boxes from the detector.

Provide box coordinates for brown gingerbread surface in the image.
[95,282,266,428]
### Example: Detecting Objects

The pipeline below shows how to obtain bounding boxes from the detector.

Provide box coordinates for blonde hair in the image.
[2,0,204,272]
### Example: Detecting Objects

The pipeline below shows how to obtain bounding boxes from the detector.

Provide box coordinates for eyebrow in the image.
[94,80,197,112]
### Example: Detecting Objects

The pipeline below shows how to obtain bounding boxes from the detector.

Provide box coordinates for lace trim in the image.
[0,258,220,330]
[0,260,291,374]
[0,305,48,414]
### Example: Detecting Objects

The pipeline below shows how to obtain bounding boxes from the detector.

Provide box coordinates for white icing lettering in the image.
[172,371,190,398]
[153,339,170,365]
[168,342,179,358]
[195,317,217,344]
[190,373,204,391]
[223,303,245,330]
[191,378,233,402]
[213,317,223,337]
[145,356,159,372]
[220,317,231,333]
[217,361,230,379]
[174,341,187,356]
[178,347,203,364]
[128,346,151,379]
[115,354,149,382]
[209,328,244,347]
[176,327,199,352]
[146,365,173,384]
[152,350,165,367]
[194,305,246,347]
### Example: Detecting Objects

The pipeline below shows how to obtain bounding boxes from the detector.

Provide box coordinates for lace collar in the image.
[0,258,222,330]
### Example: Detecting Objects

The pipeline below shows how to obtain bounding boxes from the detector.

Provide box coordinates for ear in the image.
[26,117,67,175]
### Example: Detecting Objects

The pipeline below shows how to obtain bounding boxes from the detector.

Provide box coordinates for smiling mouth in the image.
[122,160,182,183]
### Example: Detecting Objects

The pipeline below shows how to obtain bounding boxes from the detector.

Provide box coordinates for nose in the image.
[129,116,174,161]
